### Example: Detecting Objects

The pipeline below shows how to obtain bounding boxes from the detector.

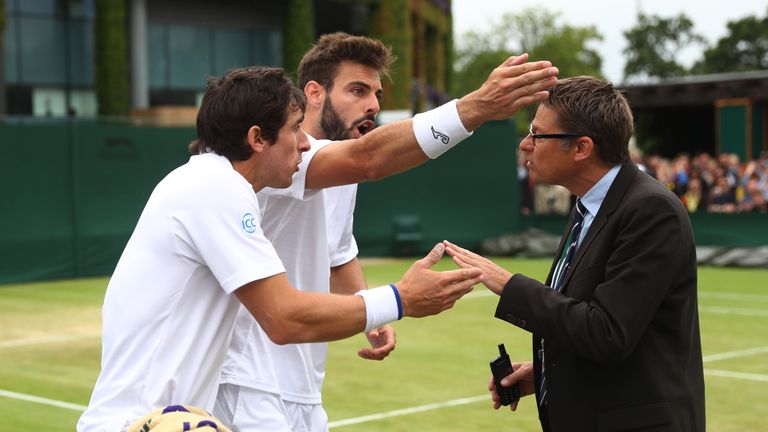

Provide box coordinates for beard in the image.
[320,96,375,141]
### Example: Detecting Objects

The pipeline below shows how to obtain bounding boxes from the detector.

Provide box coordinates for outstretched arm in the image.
[235,243,482,345]
[306,54,559,189]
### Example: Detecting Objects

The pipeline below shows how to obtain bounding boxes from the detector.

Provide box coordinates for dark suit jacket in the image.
[496,163,705,432]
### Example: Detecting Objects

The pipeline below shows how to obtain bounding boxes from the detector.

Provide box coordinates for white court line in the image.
[699,306,768,317]
[328,344,768,428]
[2,344,767,421]
[328,395,488,428]
[0,332,100,349]
[704,369,768,382]
[703,346,768,362]
[2,290,765,422]
[0,389,87,411]
[699,291,768,302]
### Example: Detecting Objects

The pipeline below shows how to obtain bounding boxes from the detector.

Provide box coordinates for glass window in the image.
[68,20,94,86]
[69,89,97,117]
[252,30,282,67]
[5,16,19,83]
[168,25,210,89]
[17,0,63,15]
[32,87,66,116]
[69,0,95,18]
[148,25,168,88]
[214,29,251,76]
[18,16,67,85]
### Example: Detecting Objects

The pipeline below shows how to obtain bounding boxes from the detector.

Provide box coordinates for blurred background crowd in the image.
[639,151,768,214]
[519,150,768,216]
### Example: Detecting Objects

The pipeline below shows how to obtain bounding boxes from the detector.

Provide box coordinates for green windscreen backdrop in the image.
[1,119,766,285]
[0,119,194,284]
[354,120,522,256]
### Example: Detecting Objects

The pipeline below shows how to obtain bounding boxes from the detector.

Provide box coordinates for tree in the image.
[0,0,6,115]
[622,13,706,82]
[454,8,602,133]
[370,0,412,110]
[454,8,602,96]
[693,9,768,74]
[282,0,314,79]
[95,0,130,117]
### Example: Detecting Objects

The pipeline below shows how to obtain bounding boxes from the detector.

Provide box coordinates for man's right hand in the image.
[443,240,511,295]
[396,243,483,318]
[489,361,535,411]
[457,53,559,132]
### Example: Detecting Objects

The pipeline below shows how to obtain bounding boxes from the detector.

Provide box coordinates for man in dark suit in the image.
[444,76,705,432]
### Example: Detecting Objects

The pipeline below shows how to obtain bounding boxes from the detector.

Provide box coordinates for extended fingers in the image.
[493,59,556,80]
[491,63,558,101]
[440,267,483,286]
[444,241,490,268]
[501,53,529,67]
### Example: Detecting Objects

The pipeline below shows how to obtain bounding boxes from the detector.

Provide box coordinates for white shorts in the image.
[213,383,328,432]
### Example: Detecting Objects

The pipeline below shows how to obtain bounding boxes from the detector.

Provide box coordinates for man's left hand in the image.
[358,325,396,360]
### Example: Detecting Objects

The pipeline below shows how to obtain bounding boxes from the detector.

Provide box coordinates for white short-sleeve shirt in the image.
[220,135,360,405]
[77,153,285,432]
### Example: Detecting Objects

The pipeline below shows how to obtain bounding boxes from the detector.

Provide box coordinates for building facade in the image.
[1,0,453,119]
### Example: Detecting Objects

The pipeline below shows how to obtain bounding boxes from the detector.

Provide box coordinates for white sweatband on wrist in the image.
[412,99,473,159]
[355,285,402,333]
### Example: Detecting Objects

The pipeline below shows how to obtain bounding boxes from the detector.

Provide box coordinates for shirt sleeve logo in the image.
[241,213,257,233]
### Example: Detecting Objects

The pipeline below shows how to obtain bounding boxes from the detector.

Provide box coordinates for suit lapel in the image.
[560,163,638,294]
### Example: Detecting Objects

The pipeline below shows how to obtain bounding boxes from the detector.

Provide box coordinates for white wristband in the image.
[355,285,402,333]
[412,99,473,159]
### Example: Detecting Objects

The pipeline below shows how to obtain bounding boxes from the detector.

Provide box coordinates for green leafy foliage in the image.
[622,13,706,82]
[95,0,130,117]
[369,0,412,110]
[454,8,602,134]
[282,0,315,79]
[0,0,6,115]
[693,8,768,74]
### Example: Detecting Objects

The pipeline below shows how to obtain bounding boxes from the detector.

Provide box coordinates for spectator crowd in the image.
[519,149,768,216]
[638,151,768,214]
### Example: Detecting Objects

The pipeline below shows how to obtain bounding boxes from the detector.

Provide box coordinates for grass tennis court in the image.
[1,258,766,431]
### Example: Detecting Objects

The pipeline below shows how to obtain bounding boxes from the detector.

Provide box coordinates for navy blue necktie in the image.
[551,199,587,292]
[540,199,587,406]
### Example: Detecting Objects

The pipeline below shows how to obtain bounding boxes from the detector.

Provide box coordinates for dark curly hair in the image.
[191,66,305,160]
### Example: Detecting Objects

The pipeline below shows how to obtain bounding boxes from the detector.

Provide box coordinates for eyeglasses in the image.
[528,124,583,145]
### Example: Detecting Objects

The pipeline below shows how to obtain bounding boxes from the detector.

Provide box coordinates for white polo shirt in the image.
[77,153,285,432]
[220,135,360,405]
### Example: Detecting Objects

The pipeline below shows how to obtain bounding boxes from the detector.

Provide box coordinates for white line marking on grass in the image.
[699,306,768,317]
[328,395,488,428]
[0,332,100,349]
[699,291,768,302]
[704,346,768,362]
[0,389,87,411]
[704,369,768,382]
